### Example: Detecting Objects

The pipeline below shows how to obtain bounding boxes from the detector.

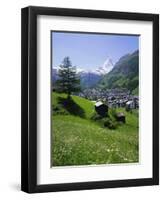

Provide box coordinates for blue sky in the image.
[52,32,139,70]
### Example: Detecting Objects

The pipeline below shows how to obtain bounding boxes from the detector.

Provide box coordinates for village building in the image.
[78,88,139,110]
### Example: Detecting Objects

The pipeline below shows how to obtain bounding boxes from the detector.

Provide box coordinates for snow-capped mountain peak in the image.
[78,57,114,75]
[53,57,114,76]
[96,58,114,75]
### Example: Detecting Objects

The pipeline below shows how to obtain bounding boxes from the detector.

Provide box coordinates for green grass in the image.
[51,92,139,166]
[52,92,94,118]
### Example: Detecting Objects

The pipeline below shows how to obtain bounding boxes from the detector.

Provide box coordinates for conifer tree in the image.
[56,57,80,98]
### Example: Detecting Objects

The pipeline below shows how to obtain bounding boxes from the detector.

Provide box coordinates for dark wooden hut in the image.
[95,101,108,117]
[116,112,126,123]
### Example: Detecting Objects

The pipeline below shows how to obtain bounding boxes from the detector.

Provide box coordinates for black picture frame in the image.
[21,6,159,193]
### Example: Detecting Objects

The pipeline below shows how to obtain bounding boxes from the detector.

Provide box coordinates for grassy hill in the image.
[52,92,139,166]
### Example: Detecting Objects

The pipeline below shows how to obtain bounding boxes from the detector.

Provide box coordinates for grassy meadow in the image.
[51,92,139,166]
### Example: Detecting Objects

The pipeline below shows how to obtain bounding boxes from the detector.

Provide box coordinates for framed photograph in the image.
[21,6,159,193]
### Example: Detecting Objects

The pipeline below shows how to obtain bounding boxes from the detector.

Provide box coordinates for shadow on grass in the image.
[58,96,86,118]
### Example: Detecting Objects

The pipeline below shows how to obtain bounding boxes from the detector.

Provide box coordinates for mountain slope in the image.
[79,71,101,89]
[98,50,139,94]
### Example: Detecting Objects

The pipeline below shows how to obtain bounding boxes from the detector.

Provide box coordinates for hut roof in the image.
[95,101,103,107]
[116,112,125,117]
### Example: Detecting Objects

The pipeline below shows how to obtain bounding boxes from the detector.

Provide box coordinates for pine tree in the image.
[56,57,80,98]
